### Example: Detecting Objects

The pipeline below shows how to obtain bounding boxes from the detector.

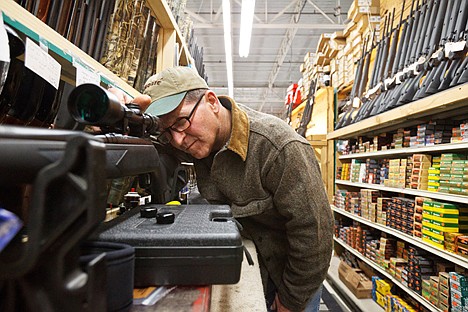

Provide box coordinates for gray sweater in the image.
[192,96,334,311]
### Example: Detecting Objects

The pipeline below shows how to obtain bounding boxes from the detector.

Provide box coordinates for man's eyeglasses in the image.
[157,93,205,144]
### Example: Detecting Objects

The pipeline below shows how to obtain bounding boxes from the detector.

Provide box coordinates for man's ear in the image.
[206,91,220,113]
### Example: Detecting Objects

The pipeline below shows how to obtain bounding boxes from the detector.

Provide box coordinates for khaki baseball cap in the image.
[143,66,208,116]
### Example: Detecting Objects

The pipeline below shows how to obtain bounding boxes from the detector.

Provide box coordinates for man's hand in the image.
[107,87,152,112]
[132,94,152,112]
[271,294,294,312]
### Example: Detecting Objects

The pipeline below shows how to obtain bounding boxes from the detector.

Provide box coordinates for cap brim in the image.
[145,91,187,116]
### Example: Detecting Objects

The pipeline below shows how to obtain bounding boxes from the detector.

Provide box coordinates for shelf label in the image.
[0,12,10,62]
[75,63,101,86]
[24,38,61,89]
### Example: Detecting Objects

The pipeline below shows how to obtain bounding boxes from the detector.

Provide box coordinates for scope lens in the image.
[74,88,108,123]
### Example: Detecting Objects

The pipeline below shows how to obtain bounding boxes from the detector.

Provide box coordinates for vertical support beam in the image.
[326,87,335,202]
[157,27,176,72]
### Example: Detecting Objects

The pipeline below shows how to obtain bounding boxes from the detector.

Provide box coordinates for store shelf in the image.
[332,205,468,269]
[145,0,192,66]
[327,256,384,312]
[0,0,139,97]
[327,82,468,140]
[334,237,442,312]
[338,142,468,160]
[0,0,194,96]
[335,179,468,205]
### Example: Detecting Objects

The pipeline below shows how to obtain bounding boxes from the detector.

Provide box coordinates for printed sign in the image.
[24,38,61,89]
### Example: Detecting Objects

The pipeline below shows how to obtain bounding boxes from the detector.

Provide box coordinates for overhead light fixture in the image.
[222,0,234,97]
[239,0,255,58]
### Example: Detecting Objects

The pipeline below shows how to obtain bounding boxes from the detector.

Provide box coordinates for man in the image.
[133,66,333,312]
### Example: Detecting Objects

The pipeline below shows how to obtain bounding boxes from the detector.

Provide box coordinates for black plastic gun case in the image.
[94,204,244,286]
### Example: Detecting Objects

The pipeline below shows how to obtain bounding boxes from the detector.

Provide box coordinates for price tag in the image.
[444,42,454,58]
[352,97,361,108]
[0,12,10,62]
[451,41,467,53]
[24,38,61,89]
[75,63,101,86]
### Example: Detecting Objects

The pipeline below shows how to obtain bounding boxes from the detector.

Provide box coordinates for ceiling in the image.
[184,0,353,117]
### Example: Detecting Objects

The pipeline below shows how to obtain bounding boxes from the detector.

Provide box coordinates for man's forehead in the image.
[159,102,186,127]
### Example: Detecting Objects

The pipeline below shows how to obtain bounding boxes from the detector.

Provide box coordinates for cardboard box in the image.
[338,260,373,298]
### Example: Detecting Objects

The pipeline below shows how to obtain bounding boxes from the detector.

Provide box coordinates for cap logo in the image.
[144,78,163,90]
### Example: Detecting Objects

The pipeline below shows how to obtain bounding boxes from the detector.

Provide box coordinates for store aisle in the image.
[320,280,352,312]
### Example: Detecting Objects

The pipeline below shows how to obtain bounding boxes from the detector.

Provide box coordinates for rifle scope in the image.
[68,84,160,137]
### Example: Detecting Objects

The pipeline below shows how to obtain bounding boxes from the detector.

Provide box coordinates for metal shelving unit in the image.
[327,256,384,312]
[332,205,468,269]
[329,80,468,310]
[338,142,468,160]
[334,238,442,312]
[335,179,468,205]
[327,82,468,140]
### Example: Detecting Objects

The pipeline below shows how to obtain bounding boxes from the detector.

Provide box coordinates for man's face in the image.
[158,91,219,159]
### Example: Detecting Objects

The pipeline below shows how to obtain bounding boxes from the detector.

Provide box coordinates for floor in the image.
[320,280,352,312]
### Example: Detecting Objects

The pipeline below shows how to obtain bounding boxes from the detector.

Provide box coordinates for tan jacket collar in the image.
[218,96,249,161]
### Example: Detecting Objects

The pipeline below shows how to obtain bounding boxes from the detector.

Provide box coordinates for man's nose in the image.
[170,131,186,147]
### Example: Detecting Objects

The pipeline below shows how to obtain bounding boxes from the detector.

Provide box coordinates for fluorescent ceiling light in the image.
[222,0,234,97]
[239,0,255,58]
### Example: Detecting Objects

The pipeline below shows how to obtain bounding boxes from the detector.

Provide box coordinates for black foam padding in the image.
[80,241,135,312]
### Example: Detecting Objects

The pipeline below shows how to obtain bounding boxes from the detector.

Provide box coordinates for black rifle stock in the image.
[398,0,446,103]
[450,15,468,85]
[418,0,462,96]
[358,34,373,99]
[352,31,377,122]
[366,10,399,117]
[413,0,456,99]
[368,0,418,117]
[358,12,394,120]
[358,0,408,120]
[385,4,405,84]
[437,0,468,90]
[377,11,395,85]
[0,105,179,309]
[297,77,317,136]
[371,13,389,89]
[397,0,440,104]
[359,13,394,119]
[337,34,369,128]
[0,125,109,311]
[385,0,426,109]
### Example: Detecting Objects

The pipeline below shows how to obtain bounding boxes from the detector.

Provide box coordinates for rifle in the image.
[378,9,395,85]
[335,33,369,128]
[0,125,109,311]
[380,0,427,111]
[436,0,468,91]
[396,0,446,104]
[415,0,462,97]
[0,82,194,310]
[297,76,317,136]
[352,31,377,123]
[366,0,418,117]
[368,12,390,93]
[358,10,395,120]
[389,0,410,88]
[450,16,468,85]
[384,5,404,87]
[356,0,410,121]
[344,13,390,126]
